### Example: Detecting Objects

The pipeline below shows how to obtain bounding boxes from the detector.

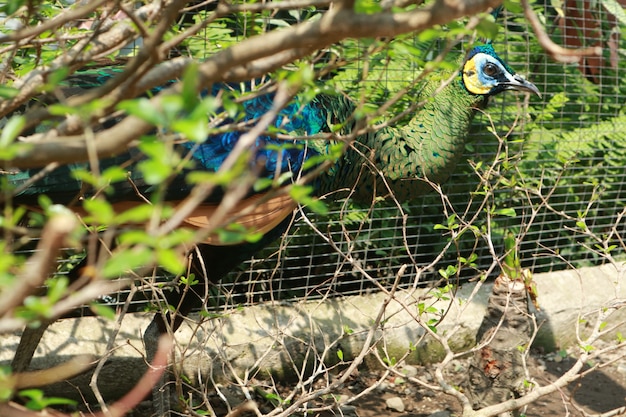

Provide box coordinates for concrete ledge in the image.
[1,263,624,401]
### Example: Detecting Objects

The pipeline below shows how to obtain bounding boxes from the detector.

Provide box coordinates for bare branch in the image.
[4,0,501,169]
[521,0,602,63]
[13,354,95,389]
[0,212,77,317]
[0,0,110,43]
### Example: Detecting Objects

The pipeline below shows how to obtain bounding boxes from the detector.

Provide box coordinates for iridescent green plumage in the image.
[316,44,539,201]
[318,72,487,201]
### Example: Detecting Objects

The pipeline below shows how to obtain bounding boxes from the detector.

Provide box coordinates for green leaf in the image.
[71,168,97,186]
[289,185,328,214]
[37,195,53,211]
[137,159,173,185]
[181,62,200,111]
[1,0,26,15]
[117,230,153,246]
[118,98,164,126]
[72,165,127,190]
[82,199,115,224]
[253,177,274,192]
[160,95,185,121]
[580,344,595,353]
[22,296,54,318]
[102,248,153,278]
[101,166,129,183]
[337,349,344,361]
[179,273,199,287]
[301,152,338,172]
[156,228,195,248]
[46,277,69,303]
[354,0,382,13]
[382,356,397,366]
[48,103,79,117]
[214,225,251,245]
[0,86,19,99]
[601,0,626,26]
[0,115,25,148]
[275,171,294,185]
[0,366,13,401]
[157,248,185,275]
[447,214,459,228]
[244,231,264,243]
[417,302,426,315]
[503,0,524,13]
[222,96,241,119]
[171,118,209,142]
[417,27,444,42]
[89,303,116,320]
[19,389,76,411]
[40,67,70,92]
[288,185,309,200]
[476,15,500,40]
[115,204,156,224]
[187,171,221,185]
[495,208,517,217]
[438,265,457,280]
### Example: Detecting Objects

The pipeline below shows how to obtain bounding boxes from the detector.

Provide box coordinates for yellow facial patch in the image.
[463,58,493,95]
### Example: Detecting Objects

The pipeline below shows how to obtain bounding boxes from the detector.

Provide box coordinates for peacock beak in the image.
[504,74,541,98]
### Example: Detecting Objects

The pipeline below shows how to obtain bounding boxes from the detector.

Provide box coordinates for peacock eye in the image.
[483,63,499,76]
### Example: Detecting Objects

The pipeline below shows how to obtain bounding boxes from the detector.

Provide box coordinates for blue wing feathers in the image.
[183,90,327,179]
[7,77,332,204]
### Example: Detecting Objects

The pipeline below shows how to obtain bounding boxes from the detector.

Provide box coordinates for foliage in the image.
[0,1,625,417]
[219,2,626,308]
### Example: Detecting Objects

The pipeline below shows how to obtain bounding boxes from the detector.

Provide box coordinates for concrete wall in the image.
[1,263,624,401]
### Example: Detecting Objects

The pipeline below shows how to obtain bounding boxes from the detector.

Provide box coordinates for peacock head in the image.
[461,44,540,97]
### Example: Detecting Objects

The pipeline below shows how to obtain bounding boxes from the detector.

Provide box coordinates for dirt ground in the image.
[126,341,626,417]
[313,352,626,417]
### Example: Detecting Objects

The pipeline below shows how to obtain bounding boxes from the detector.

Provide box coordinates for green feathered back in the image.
[317,71,486,202]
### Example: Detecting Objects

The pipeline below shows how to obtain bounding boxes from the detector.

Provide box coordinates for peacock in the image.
[4,43,538,404]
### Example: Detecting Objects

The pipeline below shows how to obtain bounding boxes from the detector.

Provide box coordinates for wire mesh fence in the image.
[5,5,626,417]
[8,3,626,315]
[208,7,626,309]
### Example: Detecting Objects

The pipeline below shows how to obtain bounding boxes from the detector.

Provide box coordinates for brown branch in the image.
[4,0,500,169]
[219,0,332,13]
[102,335,173,417]
[0,0,110,43]
[521,0,601,63]
[158,4,223,55]
[0,213,77,317]
[0,278,131,333]
[0,2,164,118]
[12,0,188,139]
[12,0,183,133]
[70,0,190,107]
[135,56,193,91]
[13,354,95,389]
[0,335,172,417]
